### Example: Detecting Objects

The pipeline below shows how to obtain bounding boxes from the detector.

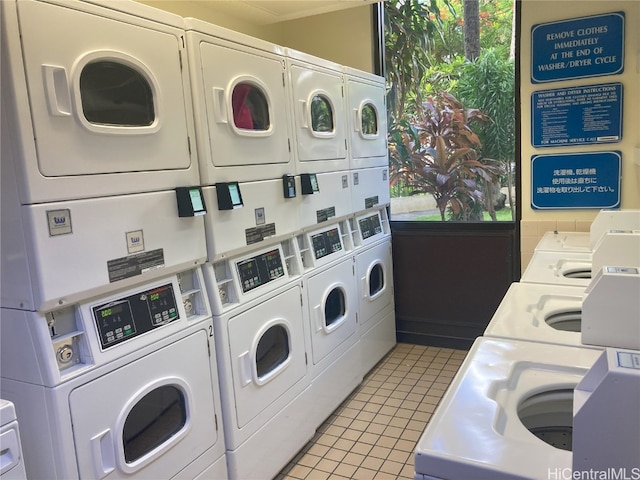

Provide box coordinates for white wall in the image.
[520,0,640,270]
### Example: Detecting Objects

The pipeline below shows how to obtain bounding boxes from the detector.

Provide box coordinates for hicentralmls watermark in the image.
[548,468,640,480]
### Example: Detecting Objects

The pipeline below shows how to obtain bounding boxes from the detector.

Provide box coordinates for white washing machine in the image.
[296,220,363,428]
[414,337,609,480]
[352,208,396,375]
[0,400,26,480]
[203,239,315,480]
[286,48,349,175]
[0,267,227,480]
[184,18,294,184]
[521,230,640,287]
[535,209,640,253]
[1,0,199,204]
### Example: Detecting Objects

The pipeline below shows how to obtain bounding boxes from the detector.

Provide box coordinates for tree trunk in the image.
[463,0,480,61]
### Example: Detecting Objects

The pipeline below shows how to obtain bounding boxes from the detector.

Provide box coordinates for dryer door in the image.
[356,239,394,328]
[227,285,307,428]
[307,258,357,365]
[289,62,347,171]
[69,330,219,479]
[14,1,194,187]
[345,73,388,169]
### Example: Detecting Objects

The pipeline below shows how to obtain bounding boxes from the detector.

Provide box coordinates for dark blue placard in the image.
[531,151,621,209]
[532,83,623,147]
[531,12,625,83]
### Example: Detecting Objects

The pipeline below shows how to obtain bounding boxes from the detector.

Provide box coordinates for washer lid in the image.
[414,337,602,480]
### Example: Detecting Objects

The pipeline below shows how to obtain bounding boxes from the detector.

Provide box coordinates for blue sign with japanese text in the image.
[531,151,621,209]
[531,12,625,83]
[532,83,623,147]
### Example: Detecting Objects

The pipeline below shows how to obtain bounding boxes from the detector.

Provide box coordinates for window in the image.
[369,264,384,297]
[324,287,346,328]
[80,61,154,126]
[232,83,270,130]
[256,324,289,379]
[361,103,378,136]
[310,94,334,133]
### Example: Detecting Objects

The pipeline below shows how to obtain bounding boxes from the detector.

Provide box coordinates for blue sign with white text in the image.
[531,12,625,83]
[532,83,623,147]
[531,151,621,209]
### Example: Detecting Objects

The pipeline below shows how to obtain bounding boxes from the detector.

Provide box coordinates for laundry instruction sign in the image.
[531,12,625,83]
[531,151,621,210]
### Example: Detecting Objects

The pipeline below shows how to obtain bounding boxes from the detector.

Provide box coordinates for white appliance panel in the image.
[297,171,352,231]
[360,305,395,376]
[186,23,293,183]
[287,51,348,173]
[2,0,198,203]
[0,400,26,480]
[356,239,394,329]
[69,331,218,480]
[2,191,206,312]
[351,167,390,215]
[306,258,357,365]
[226,285,307,429]
[344,67,388,169]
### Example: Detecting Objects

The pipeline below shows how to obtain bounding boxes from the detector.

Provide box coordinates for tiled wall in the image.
[520,219,592,273]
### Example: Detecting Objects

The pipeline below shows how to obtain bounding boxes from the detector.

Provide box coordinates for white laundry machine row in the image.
[350,208,396,375]
[1,0,200,204]
[535,209,640,253]
[521,230,640,287]
[414,337,639,480]
[0,400,27,480]
[0,267,227,480]
[202,238,317,480]
[185,18,294,185]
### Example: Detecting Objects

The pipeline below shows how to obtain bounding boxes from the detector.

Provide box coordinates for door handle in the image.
[90,429,115,479]
[42,65,72,117]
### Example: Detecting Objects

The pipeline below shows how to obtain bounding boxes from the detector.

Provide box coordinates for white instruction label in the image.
[617,352,640,369]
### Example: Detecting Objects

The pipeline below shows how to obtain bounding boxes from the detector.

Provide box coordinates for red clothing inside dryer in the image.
[232,84,254,129]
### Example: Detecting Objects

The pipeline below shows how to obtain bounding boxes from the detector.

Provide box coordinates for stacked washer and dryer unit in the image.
[414,210,640,480]
[0,1,228,479]
[184,17,396,480]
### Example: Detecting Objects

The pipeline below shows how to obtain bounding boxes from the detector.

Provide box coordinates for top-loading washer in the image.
[521,230,640,287]
[0,400,26,480]
[203,238,316,480]
[535,209,640,253]
[1,0,200,204]
[286,48,348,175]
[295,219,363,428]
[414,337,607,480]
[0,266,228,480]
[351,208,396,375]
[184,18,294,184]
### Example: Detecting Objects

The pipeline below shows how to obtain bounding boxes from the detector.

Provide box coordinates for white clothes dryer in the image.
[297,221,362,428]
[535,209,640,253]
[0,267,227,480]
[1,0,199,204]
[344,67,388,171]
[484,282,589,348]
[414,337,604,480]
[0,400,26,480]
[185,18,294,184]
[203,239,315,480]
[286,48,349,175]
[352,209,396,375]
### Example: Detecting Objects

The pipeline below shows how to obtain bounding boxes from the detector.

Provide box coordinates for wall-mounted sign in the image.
[531,12,625,83]
[531,151,621,210]
[532,83,623,147]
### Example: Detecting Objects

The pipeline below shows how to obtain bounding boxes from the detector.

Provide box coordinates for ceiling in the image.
[182,0,383,25]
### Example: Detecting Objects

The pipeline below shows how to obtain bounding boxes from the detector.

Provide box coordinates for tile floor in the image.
[276,343,468,480]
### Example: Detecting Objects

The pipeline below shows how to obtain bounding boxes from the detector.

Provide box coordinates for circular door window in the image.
[256,324,290,380]
[369,264,385,298]
[232,82,270,131]
[80,61,155,126]
[361,103,378,136]
[310,94,334,133]
[325,287,346,328]
[122,385,186,463]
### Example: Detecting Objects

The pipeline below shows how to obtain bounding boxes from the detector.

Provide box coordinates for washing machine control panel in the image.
[92,284,179,349]
[358,213,383,240]
[237,248,285,293]
[311,228,343,260]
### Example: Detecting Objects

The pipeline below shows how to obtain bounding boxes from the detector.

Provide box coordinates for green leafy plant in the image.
[389,92,503,221]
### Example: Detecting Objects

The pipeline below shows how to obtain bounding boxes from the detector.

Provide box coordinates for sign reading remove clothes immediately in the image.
[531,151,621,209]
[532,83,623,147]
[531,12,625,83]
